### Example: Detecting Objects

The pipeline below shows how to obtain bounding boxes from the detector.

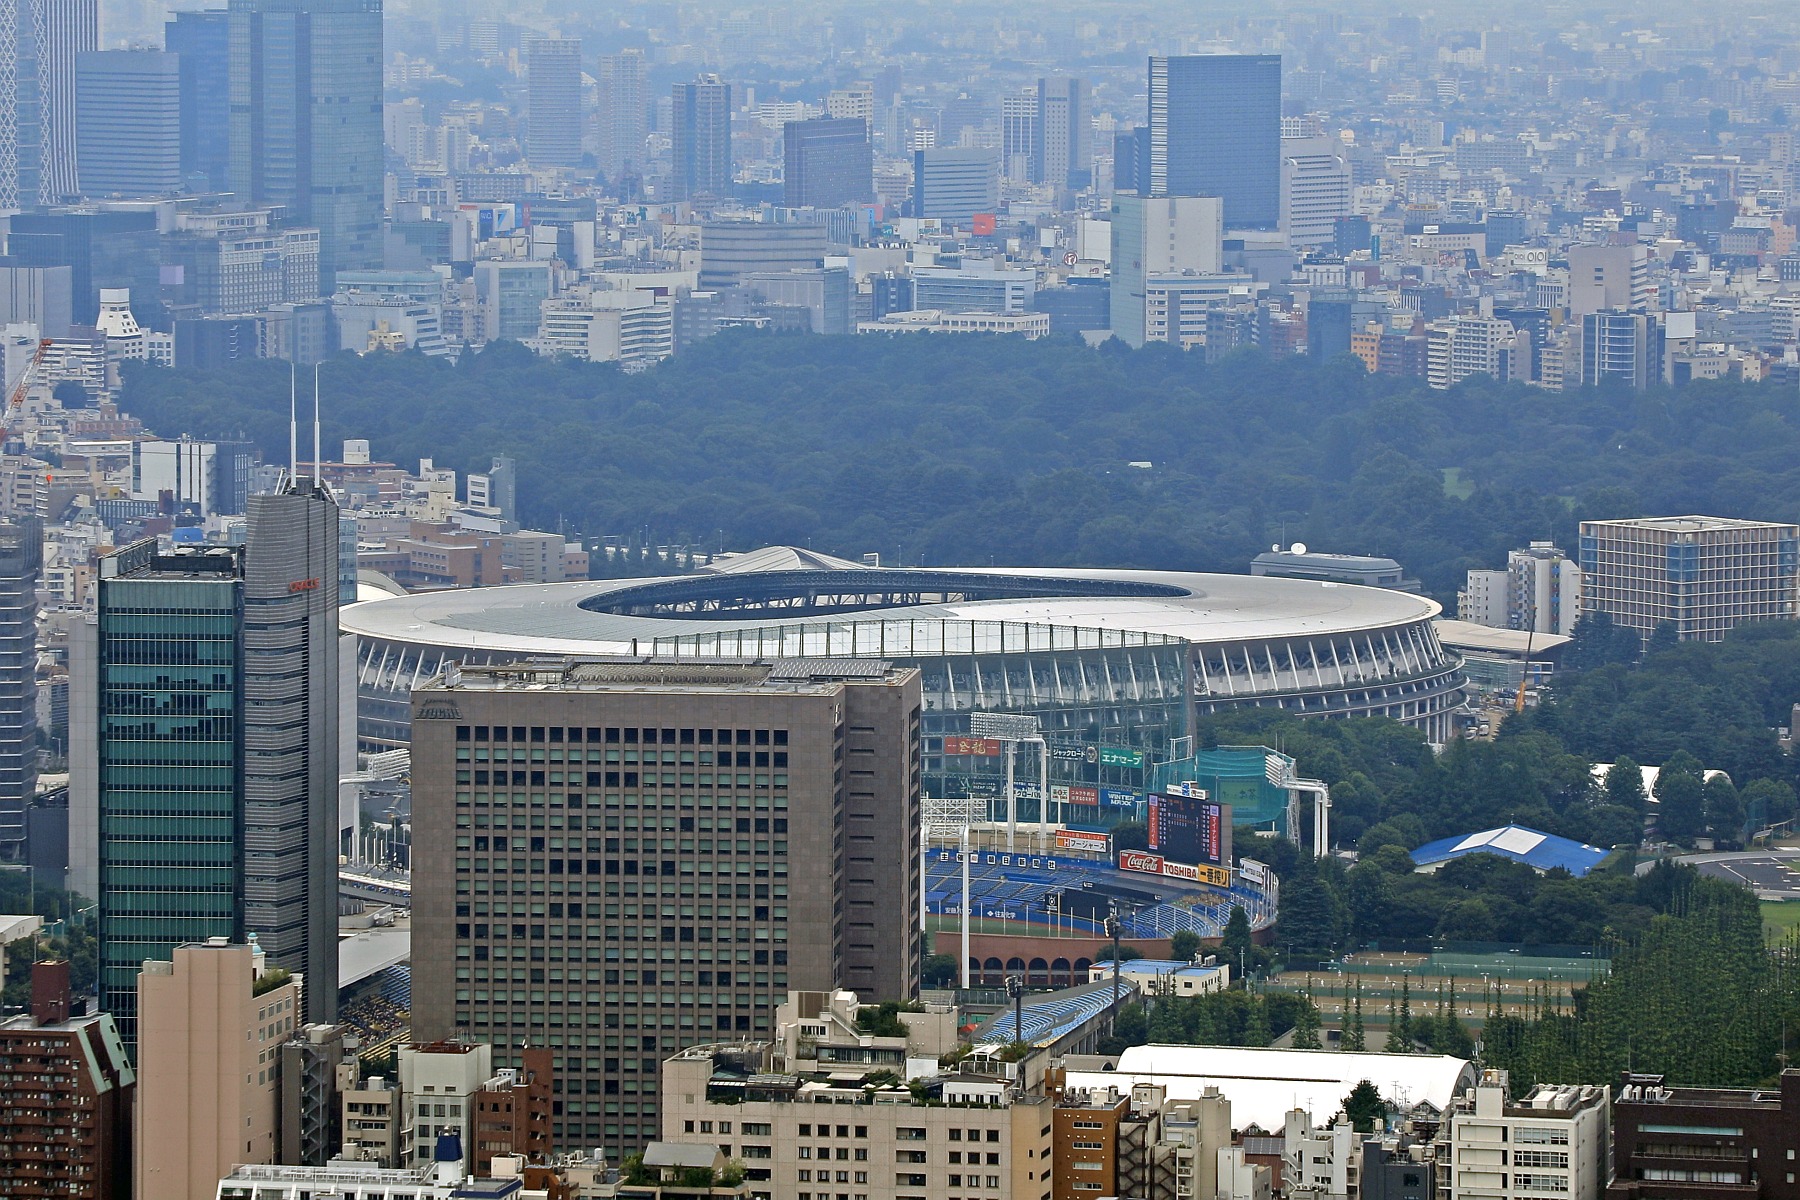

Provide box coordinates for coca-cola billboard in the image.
[1118,850,1165,875]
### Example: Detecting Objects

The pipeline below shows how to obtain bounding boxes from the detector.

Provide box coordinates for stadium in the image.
[344,547,1464,812]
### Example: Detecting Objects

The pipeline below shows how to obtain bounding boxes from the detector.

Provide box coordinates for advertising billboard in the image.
[1147,791,1231,866]
[1100,787,1140,809]
[943,736,1002,756]
[1055,829,1111,854]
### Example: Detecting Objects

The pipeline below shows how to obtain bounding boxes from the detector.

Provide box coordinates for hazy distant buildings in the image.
[1579,310,1663,390]
[228,0,384,292]
[0,517,39,861]
[1035,75,1090,188]
[1110,193,1224,347]
[75,50,180,197]
[698,221,826,289]
[1,0,95,206]
[1281,135,1352,250]
[1148,54,1281,230]
[782,117,872,209]
[525,39,582,167]
[911,146,998,224]
[670,74,732,199]
[598,50,647,183]
[164,10,230,190]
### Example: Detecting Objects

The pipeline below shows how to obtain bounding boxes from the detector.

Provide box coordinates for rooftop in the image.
[420,658,909,695]
[1433,620,1572,657]
[1411,825,1610,876]
[1582,515,1800,533]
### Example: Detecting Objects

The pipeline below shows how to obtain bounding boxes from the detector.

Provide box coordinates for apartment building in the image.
[1578,516,1800,643]
[1437,1069,1611,1200]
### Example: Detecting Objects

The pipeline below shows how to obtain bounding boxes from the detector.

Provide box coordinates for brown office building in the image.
[472,1046,556,1173]
[1609,1071,1800,1200]
[410,658,923,1152]
[0,960,136,1200]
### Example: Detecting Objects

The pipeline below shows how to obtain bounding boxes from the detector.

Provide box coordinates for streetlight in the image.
[1006,974,1027,1045]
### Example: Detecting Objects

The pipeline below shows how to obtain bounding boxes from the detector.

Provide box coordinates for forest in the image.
[117,333,1800,604]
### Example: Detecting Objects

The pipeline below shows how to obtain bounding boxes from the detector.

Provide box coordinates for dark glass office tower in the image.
[165,10,231,191]
[0,517,40,862]
[670,74,731,199]
[525,38,582,167]
[75,50,181,197]
[228,0,383,292]
[87,478,341,1055]
[782,117,871,208]
[1148,54,1281,229]
[0,0,44,210]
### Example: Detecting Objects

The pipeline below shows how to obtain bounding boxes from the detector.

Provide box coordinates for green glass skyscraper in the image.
[227,0,383,292]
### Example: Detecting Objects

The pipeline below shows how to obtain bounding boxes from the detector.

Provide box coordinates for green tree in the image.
[1343,1079,1387,1133]
[922,953,958,988]
[1222,906,1254,980]
[1344,982,1366,1051]
[1656,769,1706,846]
[1603,757,1648,812]
[1170,929,1202,963]
[1703,777,1745,846]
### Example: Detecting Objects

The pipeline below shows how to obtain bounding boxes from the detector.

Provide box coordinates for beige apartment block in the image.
[1578,516,1800,643]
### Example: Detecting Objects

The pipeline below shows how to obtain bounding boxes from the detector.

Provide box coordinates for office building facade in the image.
[911,147,998,224]
[228,0,384,292]
[1578,516,1800,644]
[598,50,647,183]
[526,39,582,167]
[0,960,136,1200]
[0,517,39,860]
[6,207,161,325]
[165,10,231,190]
[1148,54,1281,229]
[1109,193,1224,347]
[782,117,872,209]
[1608,1070,1800,1200]
[75,50,181,197]
[409,659,923,1152]
[1439,1070,1610,1200]
[670,75,732,199]
[1281,135,1352,250]
[1035,75,1090,189]
[1580,310,1663,390]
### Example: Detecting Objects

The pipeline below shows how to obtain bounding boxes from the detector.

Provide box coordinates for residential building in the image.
[397,1040,492,1170]
[1109,193,1225,346]
[698,222,826,289]
[526,40,582,168]
[470,1047,554,1176]
[342,1073,406,1165]
[1608,1069,1800,1199]
[1568,244,1654,316]
[1578,516,1800,643]
[1035,75,1090,188]
[1147,55,1281,229]
[74,51,180,197]
[0,959,135,1200]
[164,10,231,190]
[1427,315,1522,388]
[1049,1081,1235,1200]
[1459,543,1582,636]
[135,939,302,1200]
[279,1023,357,1167]
[0,517,39,860]
[1145,274,1259,349]
[408,659,924,1152]
[1579,310,1664,390]
[598,50,648,183]
[1437,1069,1611,1200]
[670,75,732,199]
[228,0,384,292]
[912,147,999,224]
[1284,1108,1358,1196]
[782,117,872,209]
[1281,136,1353,250]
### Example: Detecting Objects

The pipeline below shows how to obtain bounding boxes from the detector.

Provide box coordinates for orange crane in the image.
[3,338,53,442]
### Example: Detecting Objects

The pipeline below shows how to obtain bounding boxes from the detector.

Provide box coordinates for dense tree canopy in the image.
[117,334,1800,603]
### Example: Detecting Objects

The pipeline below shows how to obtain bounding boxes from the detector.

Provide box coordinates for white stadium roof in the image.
[1062,1044,1477,1133]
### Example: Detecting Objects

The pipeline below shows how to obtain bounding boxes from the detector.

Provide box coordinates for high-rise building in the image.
[75,51,181,197]
[5,207,161,325]
[911,146,998,224]
[1579,310,1663,390]
[164,10,231,191]
[408,658,923,1152]
[0,0,44,209]
[781,116,872,209]
[228,0,384,292]
[0,517,39,861]
[669,74,732,199]
[1035,75,1090,189]
[36,0,94,201]
[1578,516,1800,644]
[1113,126,1149,196]
[77,479,340,1051]
[525,39,582,167]
[1568,244,1654,316]
[1147,54,1281,229]
[1109,193,1224,347]
[1459,542,1582,637]
[0,960,135,1200]
[999,92,1037,181]
[135,939,301,1200]
[597,50,646,184]
[1281,135,1352,250]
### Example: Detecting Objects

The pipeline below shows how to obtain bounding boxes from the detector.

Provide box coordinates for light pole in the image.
[1007,973,1027,1045]
[1106,900,1123,1032]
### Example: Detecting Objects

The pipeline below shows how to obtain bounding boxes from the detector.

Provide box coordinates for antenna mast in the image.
[289,362,298,485]
[312,364,322,486]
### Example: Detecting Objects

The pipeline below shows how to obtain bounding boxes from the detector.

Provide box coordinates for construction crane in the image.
[3,338,54,443]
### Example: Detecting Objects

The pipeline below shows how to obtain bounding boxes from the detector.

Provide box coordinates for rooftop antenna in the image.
[312,363,322,486]
[288,362,298,485]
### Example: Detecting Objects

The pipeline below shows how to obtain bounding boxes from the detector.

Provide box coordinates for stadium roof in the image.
[1062,1045,1476,1132]
[341,557,1442,657]
[1410,825,1610,876]
[971,980,1126,1048]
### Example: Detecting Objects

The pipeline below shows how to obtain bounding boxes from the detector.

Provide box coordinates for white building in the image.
[537,287,674,367]
[1281,136,1353,251]
[1459,543,1582,636]
[1428,316,1523,389]
[332,293,449,356]
[1110,194,1226,346]
[397,1041,491,1170]
[857,308,1050,337]
[1284,1108,1359,1198]
[1437,1069,1610,1200]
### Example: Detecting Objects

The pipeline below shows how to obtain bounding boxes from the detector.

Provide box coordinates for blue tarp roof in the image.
[1410,824,1609,877]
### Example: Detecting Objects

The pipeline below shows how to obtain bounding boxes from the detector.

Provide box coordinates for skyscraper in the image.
[1034,75,1089,189]
[1108,194,1223,347]
[164,10,231,191]
[1280,134,1352,250]
[36,0,93,200]
[409,659,923,1152]
[911,146,998,224]
[76,51,181,197]
[598,49,646,185]
[782,116,871,208]
[0,517,38,862]
[1,0,93,207]
[1148,54,1281,229]
[78,477,340,1054]
[525,38,582,167]
[228,0,383,292]
[670,74,731,199]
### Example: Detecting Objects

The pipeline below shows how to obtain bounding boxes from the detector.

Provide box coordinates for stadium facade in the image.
[342,548,1463,803]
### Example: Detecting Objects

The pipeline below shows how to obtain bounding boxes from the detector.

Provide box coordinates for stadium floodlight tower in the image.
[1265,750,1332,856]
[922,793,984,989]
[970,712,1048,850]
